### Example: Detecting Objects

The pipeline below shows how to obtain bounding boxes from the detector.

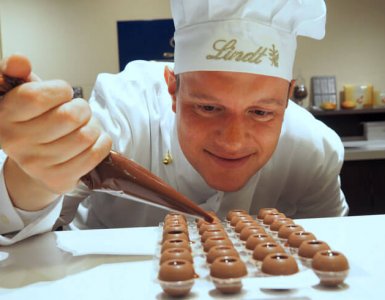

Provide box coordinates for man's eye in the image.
[253,110,268,116]
[250,109,274,121]
[200,105,216,111]
[196,105,220,113]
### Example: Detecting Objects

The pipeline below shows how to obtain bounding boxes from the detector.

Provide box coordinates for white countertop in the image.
[0,215,384,299]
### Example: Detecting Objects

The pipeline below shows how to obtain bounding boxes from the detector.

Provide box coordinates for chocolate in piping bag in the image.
[81,151,214,222]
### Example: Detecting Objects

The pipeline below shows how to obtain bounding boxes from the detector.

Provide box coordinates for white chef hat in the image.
[171,0,326,81]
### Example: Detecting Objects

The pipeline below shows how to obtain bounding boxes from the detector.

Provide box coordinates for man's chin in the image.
[206,179,248,193]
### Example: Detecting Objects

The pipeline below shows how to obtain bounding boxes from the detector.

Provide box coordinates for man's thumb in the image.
[1,54,32,79]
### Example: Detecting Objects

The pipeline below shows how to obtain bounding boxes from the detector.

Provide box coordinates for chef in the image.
[0,0,348,245]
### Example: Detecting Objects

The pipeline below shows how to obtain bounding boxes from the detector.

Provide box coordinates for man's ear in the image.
[164,66,177,112]
[287,80,296,108]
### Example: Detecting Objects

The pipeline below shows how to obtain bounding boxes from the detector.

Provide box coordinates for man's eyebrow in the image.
[189,91,285,106]
[188,91,222,102]
[253,98,286,106]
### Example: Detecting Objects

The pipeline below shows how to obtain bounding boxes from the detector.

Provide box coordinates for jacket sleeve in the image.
[262,102,349,219]
[0,151,64,245]
[293,118,349,218]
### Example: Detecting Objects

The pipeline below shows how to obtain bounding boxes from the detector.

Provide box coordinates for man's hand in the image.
[0,54,112,211]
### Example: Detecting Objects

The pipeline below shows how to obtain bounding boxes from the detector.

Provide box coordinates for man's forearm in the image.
[4,158,58,211]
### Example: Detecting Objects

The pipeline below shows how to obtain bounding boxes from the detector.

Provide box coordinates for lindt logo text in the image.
[206,39,279,67]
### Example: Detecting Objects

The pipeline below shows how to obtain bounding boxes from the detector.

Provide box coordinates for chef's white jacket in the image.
[0,61,348,245]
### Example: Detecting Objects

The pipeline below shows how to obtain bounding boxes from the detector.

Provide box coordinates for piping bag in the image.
[0,74,214,222]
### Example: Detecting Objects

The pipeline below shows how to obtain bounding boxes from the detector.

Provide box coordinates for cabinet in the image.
[310,108,385,216]
[310,107,385,138]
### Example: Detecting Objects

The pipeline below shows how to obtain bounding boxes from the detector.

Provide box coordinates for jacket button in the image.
[163,152,173,165]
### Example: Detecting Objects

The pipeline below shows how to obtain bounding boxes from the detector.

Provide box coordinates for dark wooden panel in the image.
[341,160,385,216]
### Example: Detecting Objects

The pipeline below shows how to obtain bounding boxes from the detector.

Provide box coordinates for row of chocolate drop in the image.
[156,209,349,297]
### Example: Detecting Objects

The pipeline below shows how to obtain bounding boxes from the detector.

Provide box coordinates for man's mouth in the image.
[204,150,253,168]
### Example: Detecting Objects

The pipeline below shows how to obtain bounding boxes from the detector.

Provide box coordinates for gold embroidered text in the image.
[206,39,279,67]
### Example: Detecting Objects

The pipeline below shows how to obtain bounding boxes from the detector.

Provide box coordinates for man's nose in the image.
[215,117,248,152]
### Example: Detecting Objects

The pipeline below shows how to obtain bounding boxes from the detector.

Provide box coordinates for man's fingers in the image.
[0,79,74,122]
[1,54,32,79]
[42,132,112,193]
[33,116,103,166]
[4,98,92,146]
[7,117,110,179]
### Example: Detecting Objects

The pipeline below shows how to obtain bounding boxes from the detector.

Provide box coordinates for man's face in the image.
[167,70,291,192]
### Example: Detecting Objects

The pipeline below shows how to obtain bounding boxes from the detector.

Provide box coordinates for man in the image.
[0,0,348,245]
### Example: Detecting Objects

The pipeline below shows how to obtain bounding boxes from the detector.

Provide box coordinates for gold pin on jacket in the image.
[163,151,173,165]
